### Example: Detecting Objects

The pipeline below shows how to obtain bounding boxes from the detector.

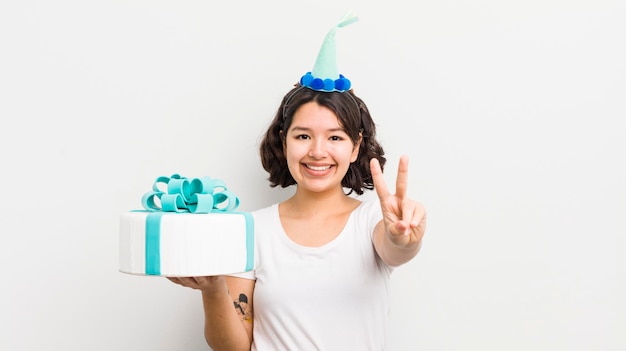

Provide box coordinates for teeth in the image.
[307,164,331,171]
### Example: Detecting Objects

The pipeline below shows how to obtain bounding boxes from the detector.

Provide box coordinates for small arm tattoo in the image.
[233,293,252,321]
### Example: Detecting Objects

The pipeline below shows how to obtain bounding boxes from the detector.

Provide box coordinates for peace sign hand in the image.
[371,155,426,248]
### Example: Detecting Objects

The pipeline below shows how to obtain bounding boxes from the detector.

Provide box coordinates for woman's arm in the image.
[168,276,255,351]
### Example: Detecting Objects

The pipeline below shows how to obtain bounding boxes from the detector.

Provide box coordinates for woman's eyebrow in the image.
[290,126,346,133]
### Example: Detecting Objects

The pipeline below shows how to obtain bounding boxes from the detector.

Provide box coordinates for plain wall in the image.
[1,0,624,350]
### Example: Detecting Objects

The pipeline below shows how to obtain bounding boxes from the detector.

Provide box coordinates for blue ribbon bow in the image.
[141,174,240,214]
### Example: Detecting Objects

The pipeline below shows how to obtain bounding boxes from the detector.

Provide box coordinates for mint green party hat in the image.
[299,11,358,92]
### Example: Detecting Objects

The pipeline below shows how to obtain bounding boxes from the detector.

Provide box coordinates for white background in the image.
[1,0,624,350]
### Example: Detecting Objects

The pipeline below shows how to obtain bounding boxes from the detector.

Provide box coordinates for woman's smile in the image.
[303,163,333,172]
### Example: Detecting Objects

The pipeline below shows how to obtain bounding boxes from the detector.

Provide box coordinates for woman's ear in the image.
[351,132,363,163]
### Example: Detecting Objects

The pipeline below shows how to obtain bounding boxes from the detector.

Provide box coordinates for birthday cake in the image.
[118,174,254,277]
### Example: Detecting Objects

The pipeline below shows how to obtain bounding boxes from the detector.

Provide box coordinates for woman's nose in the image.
[308,139,327,158]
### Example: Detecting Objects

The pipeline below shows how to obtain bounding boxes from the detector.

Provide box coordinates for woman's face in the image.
[284,101,360,195]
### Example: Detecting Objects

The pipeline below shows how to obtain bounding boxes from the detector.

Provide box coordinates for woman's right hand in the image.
[167,276,227,295]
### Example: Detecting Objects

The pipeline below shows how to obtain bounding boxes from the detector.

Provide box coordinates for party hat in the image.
[299,11,359,92]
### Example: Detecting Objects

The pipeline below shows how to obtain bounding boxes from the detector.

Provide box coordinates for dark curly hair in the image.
[259,84,386,195]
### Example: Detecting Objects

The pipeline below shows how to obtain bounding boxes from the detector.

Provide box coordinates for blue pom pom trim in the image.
[299,72,352,92]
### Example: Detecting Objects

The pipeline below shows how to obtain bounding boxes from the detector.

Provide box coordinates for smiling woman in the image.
[167,12,427,350]
[170,83,425,351]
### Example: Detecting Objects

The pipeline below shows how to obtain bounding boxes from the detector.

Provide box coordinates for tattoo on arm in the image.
[233,293,252,322]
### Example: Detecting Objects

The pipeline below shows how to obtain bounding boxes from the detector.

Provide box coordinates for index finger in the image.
[370,158,390,200]
[395,155,410,199]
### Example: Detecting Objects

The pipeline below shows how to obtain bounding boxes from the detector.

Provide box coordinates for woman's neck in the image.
[283,186,358,217]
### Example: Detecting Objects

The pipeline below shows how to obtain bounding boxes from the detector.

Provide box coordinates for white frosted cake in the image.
[118,174,254,277]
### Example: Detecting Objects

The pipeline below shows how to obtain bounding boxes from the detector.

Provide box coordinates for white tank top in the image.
[247,199,392,350]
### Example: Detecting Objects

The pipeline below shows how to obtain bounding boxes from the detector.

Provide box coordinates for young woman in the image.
[168,84,427,350]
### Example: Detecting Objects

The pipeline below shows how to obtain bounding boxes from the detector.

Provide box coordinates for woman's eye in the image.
[296,134,310,140]
[330,136,343,141]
